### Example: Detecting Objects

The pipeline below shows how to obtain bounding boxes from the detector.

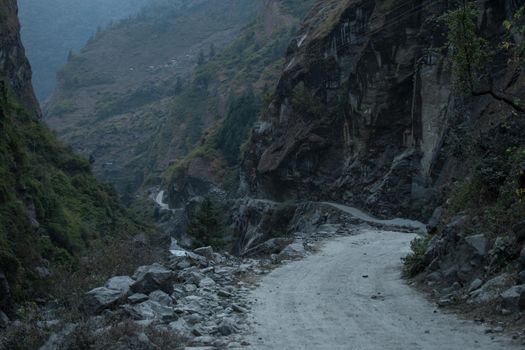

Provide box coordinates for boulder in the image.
[128,293,148,304]
[82,287,125,314]
[168,318,191,337]
[517,270,525,284]
[198,277,216,288]
[149,290,173,306]
[131,263,174,294]
[125,300,177,322]
[105,276,134,295]
[468,279,483,293]
[500,284,525,312]
[194,246,214,260]
[0,310,9,328]
[279,241,306,259]
[513,221,525,242]
[464,234,487,257]
[426,207,443,233]
[468,273,512,304]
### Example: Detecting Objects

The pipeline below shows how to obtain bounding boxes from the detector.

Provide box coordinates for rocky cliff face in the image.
[0,0,39,116]
[243,0,525,220]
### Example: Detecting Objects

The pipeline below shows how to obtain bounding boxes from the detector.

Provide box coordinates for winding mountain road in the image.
[246,229,519,350]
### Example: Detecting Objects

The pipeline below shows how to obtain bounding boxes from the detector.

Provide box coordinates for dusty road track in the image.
[246,230,519,350]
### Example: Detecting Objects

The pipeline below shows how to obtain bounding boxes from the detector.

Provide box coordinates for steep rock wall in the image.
[243,0,524,220]
[0,0,39,116]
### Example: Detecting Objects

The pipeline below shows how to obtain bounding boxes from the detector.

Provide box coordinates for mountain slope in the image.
[18,0,152,100]
[45,0,316,198]
[45,0,260,192]
[0,0,141,316]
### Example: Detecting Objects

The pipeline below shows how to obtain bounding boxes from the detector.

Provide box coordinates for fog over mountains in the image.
[18,0,152,100]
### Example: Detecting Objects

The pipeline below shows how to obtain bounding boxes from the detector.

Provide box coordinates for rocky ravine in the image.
[39,203,525,349]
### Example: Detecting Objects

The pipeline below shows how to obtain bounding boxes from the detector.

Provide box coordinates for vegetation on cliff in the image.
[0,77,143,308]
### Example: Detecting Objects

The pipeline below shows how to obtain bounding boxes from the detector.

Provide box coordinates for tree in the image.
[209,43,216,58]
[187,198,225,248]
[444,2,524,112]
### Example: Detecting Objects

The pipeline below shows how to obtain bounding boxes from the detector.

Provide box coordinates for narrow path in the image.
[246,229,518,350]
[324,202,427,233]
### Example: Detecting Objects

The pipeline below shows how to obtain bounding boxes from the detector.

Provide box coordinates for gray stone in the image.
[198,277,216,288]
[149,290,173,306]
[217,290,233,298]
[425,271,442,282]
[513,221,525,242]
[105,276,134,295]
[279,241,306,259]
[427,207,443,233]
[218,324,234,336]
[128,293,148,304]
[39,323,77,350]
[517,270,525,284]
[185,313,203,325]
[468,273,513,304]
[232,304,247,313]
[468,279,483,293]
[0,311,8,328]
[131,263,174,294]
[194,246,214,260]
[168,318,191,337]
[464,234,488,257]
[500,284,525,312]
[184,284,198,293]
[125,300,177,322]
[83,287,124,314]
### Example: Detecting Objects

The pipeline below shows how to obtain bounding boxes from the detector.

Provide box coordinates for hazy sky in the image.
[18,0,153,101]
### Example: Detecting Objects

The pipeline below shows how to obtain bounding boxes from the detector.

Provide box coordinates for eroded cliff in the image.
[243,0,525,220]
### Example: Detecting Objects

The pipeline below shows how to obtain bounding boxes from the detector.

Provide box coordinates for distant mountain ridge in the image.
[18,0,152,100]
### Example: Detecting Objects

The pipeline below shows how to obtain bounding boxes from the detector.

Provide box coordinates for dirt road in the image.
[246,229,519,350]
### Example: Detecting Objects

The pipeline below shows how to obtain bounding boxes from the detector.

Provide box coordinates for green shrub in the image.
[403,236,430,277]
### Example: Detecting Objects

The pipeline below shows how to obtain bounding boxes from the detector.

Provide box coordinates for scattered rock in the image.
[217,290,233,298]
[198,277,216,288]
[517,270,525,284]
[513,221,525,242]
[464,234,487,257]
[40,323,77,350]
[125,300,177,322]
[0,311,9,328]
[468,273,513,304]
[500,284,525,312]
[105,276,134,295]
[232,304,247,313]
[194,246,214,260]
[149,290,173,306]
[128,293,148,304]
[468,279,483,293]
[279,241,306,259]
[83,287,125,314]
[131,263,174,294]
[426,207,442,233]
